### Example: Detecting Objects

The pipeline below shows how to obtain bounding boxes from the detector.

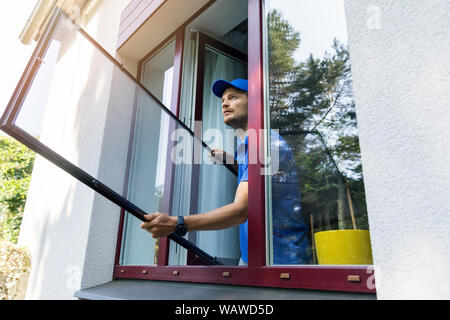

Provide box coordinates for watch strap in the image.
[175,215,187,236]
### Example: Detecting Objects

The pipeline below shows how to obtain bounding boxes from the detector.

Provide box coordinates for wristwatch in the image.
[174,216,188,236]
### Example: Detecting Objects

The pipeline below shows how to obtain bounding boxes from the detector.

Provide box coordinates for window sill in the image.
[113,265,376,293]
[74,279,376,300]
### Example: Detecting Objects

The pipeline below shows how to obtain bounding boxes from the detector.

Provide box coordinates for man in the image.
[140,78,312,265]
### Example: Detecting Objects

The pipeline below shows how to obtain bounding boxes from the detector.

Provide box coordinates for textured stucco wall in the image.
[344,0,450,299]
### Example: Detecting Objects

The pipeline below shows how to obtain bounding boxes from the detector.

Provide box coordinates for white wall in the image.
[18,0,134,299]
[344,0,450,299]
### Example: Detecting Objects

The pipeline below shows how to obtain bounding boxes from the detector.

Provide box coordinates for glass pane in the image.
[264,0,372,265]
[6,12,234,266]
[141,40,176,108]
[15,40,60,137]
[121,40,175,266]
[196,48,246,265]
[119,96,171,266]
[169,45,247,266]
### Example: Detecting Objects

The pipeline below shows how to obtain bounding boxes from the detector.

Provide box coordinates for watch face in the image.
[175,225,187,236]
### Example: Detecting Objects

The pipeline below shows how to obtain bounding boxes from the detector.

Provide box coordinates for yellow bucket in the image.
[314,230,373,265]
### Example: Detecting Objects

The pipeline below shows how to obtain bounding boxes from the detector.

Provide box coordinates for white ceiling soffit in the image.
[186,0,247,38]
[117,0,210,61]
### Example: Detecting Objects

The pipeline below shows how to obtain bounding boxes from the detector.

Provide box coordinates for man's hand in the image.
[140,212,178,239]
[210,148,226,163]
[210,148,238,174]
[210,148,236,164]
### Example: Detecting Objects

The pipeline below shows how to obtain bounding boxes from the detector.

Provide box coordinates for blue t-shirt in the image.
[235,131,312,265]
[235,136,249,263]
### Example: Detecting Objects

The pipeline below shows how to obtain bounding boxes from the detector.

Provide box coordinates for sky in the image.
[0,1,37,135]
[269,0,349,62]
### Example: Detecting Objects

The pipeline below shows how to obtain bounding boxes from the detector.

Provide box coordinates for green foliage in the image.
[268,10,301,127]
[0,136,35,244]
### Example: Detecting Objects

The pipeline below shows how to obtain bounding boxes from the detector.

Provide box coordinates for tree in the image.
[267,9,301,125]
[0,136,35,244]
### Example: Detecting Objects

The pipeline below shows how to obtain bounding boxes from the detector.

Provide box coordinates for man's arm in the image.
[140,182,248,238]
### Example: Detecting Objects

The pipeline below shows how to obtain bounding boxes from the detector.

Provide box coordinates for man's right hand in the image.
[210,148,226,164]
[140,213,178,239]
[210,148,238,174]
[210,148,237,164]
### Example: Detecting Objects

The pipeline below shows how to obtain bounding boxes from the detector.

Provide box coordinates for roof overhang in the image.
[116,0,211,61]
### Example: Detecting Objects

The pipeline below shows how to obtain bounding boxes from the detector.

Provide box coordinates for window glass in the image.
[169,41,247,266]
[264,0,372,265]
[141,40,176,108]
[120,40,175,265]
[187,48,246,266]
[15,40,60,138]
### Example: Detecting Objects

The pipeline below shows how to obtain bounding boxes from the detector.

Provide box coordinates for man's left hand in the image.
[140,212,178,239]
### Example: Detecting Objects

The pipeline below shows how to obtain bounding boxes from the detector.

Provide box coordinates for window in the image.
[263,0,372,267]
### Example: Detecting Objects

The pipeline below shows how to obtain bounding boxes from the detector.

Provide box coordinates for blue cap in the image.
[212,78,248,98]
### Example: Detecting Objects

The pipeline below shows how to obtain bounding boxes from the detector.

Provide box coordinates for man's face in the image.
[221,87,248,130]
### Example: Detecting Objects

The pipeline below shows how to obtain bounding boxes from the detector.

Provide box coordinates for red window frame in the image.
[113,0,376,294]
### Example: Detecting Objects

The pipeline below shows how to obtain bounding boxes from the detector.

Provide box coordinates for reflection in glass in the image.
[265,0,371,265]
